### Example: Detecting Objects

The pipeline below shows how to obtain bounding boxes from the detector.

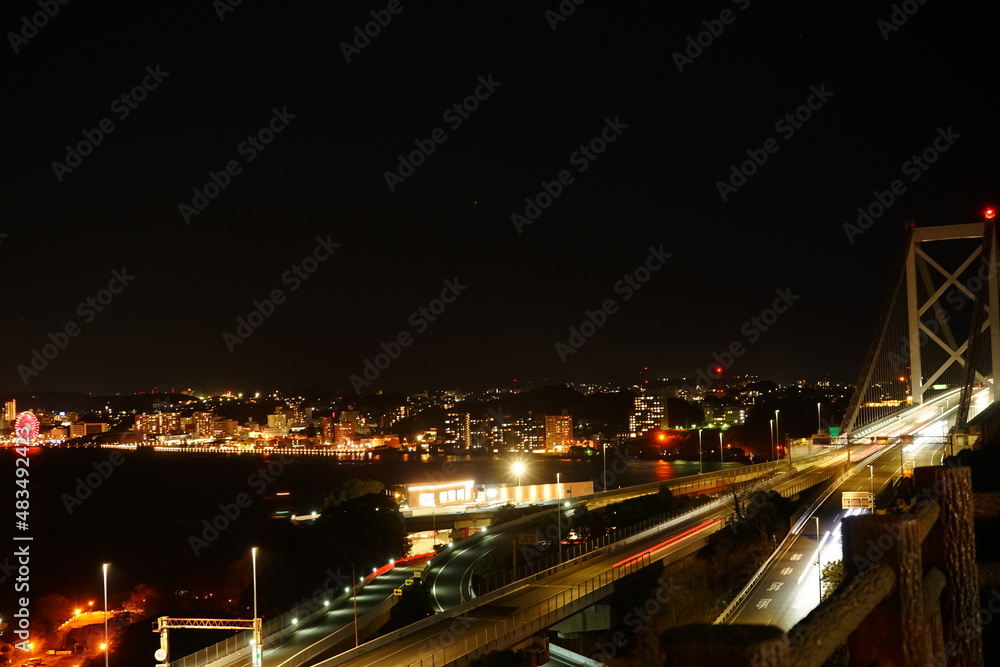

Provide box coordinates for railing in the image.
[714,446,893,626]
[662,465,991,666]
[472,468,786,596]
[170,560,402,667]
[402,553,654,667]
[317,499,732,666]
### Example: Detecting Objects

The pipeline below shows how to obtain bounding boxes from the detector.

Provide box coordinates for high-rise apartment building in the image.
[444,412,471,446]
[193,411,214,437]
[629,391,667,437]
[135,412,181,435]
[544,413,574,451]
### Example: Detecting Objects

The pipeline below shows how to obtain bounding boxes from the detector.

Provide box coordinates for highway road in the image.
[215,565,420,667]
[174,441,875,667]
[421,450,843,615]
[724,389,983,630]
[424,531,510,611]
[326,512,728,667]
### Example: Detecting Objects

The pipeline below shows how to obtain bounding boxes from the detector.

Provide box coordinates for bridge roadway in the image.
[320,508,730,666]
[723,389,984,630]
[305,451,859,666]
[217,567,420,667]
[178,450,843,667]
[179,462,782,667]
[422,449,843,613]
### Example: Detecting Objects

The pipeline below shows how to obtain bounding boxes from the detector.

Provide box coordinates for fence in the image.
[662,464,991,666]
[168,460,792,667]
[400,553,655,667]
[169,562,396,667]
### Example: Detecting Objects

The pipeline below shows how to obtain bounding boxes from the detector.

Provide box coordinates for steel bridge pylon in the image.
[842,217,1000,436]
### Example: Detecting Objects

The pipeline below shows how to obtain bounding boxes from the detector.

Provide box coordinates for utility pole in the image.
[556,473,562,563]
[352,564,359,647]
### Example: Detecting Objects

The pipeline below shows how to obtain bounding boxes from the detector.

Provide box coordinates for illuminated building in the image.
[333,422,355,447]
[193,411,214,437]
[266,413,290,437]
[703,404,746,426]
[69,423,110,438]
[134,412,181,435]
[544,413,573,451]
[629,390,667,436]
[4,399,16,425]
[444,411,471,446]
[212,418,239,436]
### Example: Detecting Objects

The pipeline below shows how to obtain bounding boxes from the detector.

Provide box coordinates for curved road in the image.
[725,389,982,630]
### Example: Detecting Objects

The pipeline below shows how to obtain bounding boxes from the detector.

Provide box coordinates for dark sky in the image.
[2,1,998,396]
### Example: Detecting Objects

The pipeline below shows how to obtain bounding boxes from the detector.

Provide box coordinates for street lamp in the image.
[351,564,359,647]
[251,547,261,667]
[813,516,822,601]
[251,547,258,621]
[602,442,607,491]
[102,563,109,667]
[512,461,526,487]
[868,464,875,507]
[769,419,775,463]
[774,410,781,458]
[816,402,822,435]
[697,429,703,474]
[556,472,562,563]
[718,431,724,464]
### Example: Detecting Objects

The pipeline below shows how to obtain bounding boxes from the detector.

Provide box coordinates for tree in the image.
[316,491,410,569]
[33,593,74,636]
[322,478,386,510]
[821,559,844,600]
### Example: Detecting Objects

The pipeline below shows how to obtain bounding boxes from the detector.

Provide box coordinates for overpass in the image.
[167,461,792,667]
[695,219,1000,666]
[313,447,871,667]
[175,220,1000,666]
[720,389,984,630]
[230,450,861,666]
[346,220,1000,665]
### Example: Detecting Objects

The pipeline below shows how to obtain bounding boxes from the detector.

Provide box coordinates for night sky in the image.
[2,1,998,396]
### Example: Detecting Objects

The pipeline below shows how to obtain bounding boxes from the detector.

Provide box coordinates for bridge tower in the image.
[842,214,1000,435]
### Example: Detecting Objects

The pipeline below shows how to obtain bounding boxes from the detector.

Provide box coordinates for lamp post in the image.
[769,419,775,463]
[602,442,607,491]
[697,429,703,474]
[352,564,359,647]
[868,464,875,509]
[556,472,562,563]
[816,402,822,435]
[512,461,525,487]
[899,437,905,479]
[814,516,822,602]
[102,563,109,667]
[774,410,781,459]
[251,547,261,667]
[718,431,724,464]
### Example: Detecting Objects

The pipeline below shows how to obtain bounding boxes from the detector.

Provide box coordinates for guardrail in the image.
[474,469,785,596]
[398,553,655,667]
[667,464,988,666]
[173,461,790,667]
[713,445,893,626]
[310,470,814,667]
[316,495,737,667]
[171,559,421,667]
